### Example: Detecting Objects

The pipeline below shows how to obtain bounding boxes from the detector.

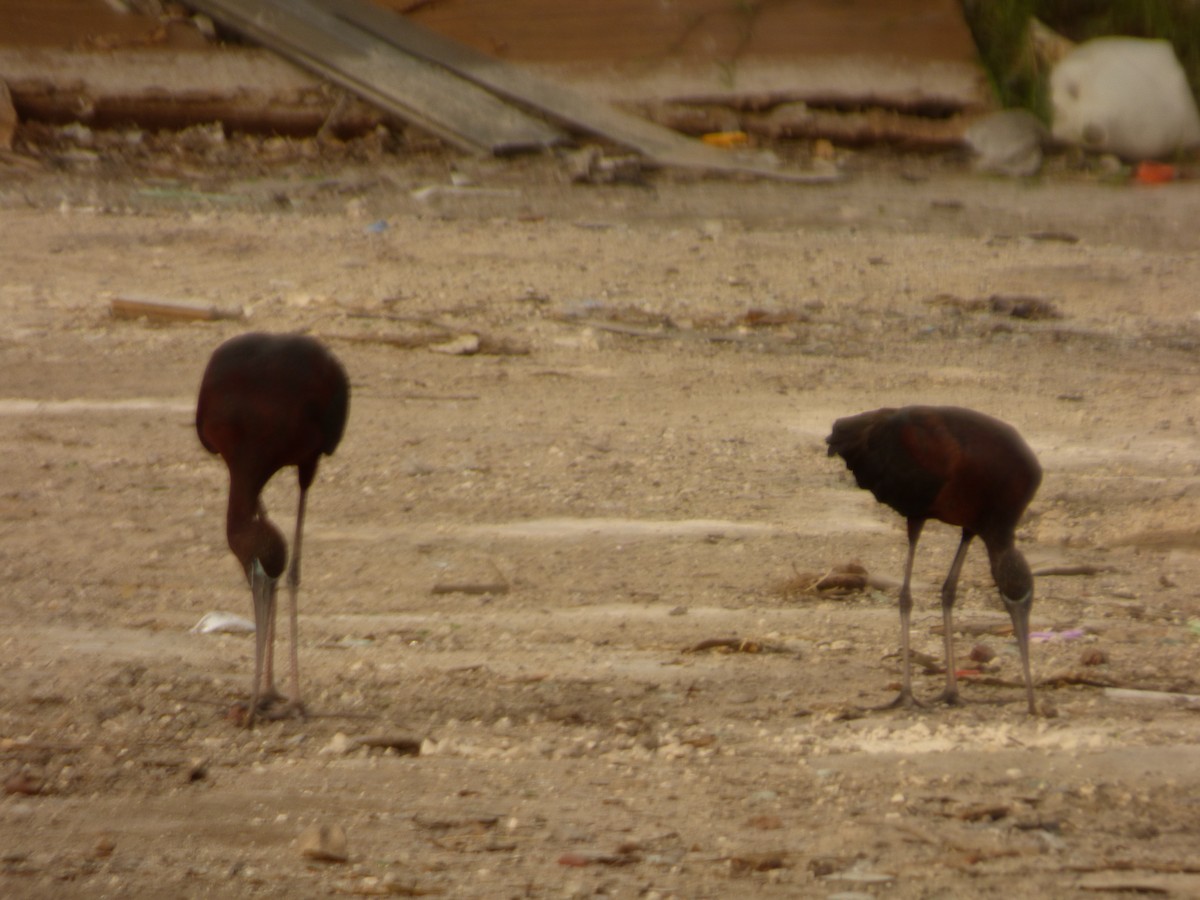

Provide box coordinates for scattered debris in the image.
[776,561,885,599]
[330,331,528,355]
[1104,687,1200,708]
[1135,161,1178,185]
[1031,563,1111,577]
[968,644,995,664]
[929,292,1062,321]
[700,131,749,148]
[1039,671,1120,689]
[431,580,510,596]
[1077,873,1200,894]
[745,814,784,831]
[725,851,790,874]
[189,611,256,634]
[956,804,1011,822]
[1026,231,1080,244]
[964,109,1047,177]
[987,294,1062,320]
[297,822,349,863]
[4,772,46,796]
[428,334,481,356]
[736,102,969,150]
[931,619,1013,637]
[111,296,244,323]
[1030,629,1085,642]
[410,184,522,202]
[557,848,641,868]
[684,637,781,654]
[565,146,646,185]
[735,307,811,328]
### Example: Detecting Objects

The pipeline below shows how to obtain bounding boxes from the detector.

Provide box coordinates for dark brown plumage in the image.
[827,406,1042,713]
[197,332,349,726]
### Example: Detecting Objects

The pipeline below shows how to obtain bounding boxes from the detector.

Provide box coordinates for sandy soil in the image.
[2,130,1200,898]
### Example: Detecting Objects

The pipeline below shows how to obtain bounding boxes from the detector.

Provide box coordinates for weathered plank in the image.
[0,78,15,150]
[0,47,379,135]
[186,0,564,155]
[324,0,835,181]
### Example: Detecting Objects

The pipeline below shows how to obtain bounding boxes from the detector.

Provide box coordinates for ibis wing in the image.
[827,408,944,519]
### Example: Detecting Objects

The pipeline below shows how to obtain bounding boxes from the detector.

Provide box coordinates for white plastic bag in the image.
[1050,37,1200,160]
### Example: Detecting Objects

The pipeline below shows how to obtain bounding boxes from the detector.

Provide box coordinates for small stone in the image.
[1081,648,1108,666]
[429,334,480,356]
[320,732,352,755]
[4,772,45,796]
[297,823,349,863]
[969,643,995,664]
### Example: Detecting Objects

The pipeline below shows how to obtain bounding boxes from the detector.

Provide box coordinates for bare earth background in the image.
[2,135,1200,897]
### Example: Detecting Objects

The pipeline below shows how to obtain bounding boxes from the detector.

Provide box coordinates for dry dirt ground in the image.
[2,131,1200,898]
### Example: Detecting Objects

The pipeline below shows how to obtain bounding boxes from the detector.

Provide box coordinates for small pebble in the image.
[297,823,349,863]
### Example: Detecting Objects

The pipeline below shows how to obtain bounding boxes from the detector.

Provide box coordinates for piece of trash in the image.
[1030,628,1085,643]
[1104,687,1200,707]
[965,109,1047,177]
[1050,37,1200,160]
[410,185,521,202]
[190,611,256,634]
[297,823,349,863]
[565,146,646,185]
[988,294,1062,320]
[431,580,510,596]
[111,296,244,324]
[776,562,873,599]
[364,219,389,233]
[1134,161,1177,185]
[701,131,749,148]
[428,334,481,356]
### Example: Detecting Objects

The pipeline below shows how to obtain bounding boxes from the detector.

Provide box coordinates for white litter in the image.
[1051,37,1200,160]
[190,611,256,634]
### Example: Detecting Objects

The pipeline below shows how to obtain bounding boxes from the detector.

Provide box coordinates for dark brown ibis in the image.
[196,332,349,726]
[826,406,1042,714]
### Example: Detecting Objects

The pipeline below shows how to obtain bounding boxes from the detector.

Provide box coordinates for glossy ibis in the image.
[196,333,349,726]
[826,406,1042,714]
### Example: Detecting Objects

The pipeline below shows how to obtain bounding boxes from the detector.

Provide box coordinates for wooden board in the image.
[0,46,383,135]
[186,0,564,154]
[324,0,837,181]
[392,0,993,113]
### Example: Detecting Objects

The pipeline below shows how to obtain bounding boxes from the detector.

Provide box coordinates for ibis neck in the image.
[225,476,286,580]
[985,539,1033,604]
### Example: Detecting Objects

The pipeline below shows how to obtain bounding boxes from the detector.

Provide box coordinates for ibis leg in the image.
[247,562,276,728]
[255,501,285,710]
[281,485,309,718]
[934,531,974,706]
[878,519,925,710]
